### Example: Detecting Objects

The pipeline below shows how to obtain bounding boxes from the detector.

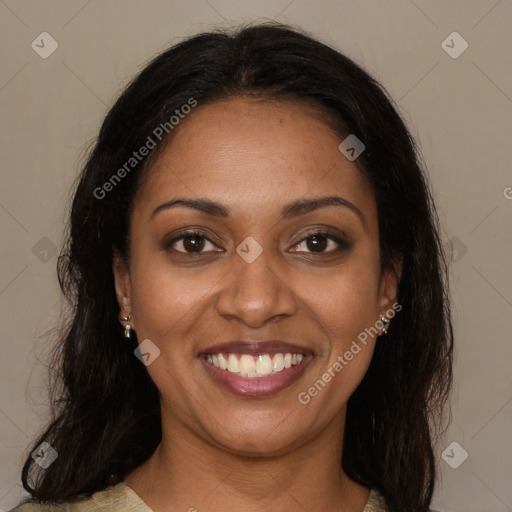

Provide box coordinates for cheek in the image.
[128,249,207,344]
[310,257,380,343]
[128,258,207,395]
[303,250,381,401]
[303,272,379,411]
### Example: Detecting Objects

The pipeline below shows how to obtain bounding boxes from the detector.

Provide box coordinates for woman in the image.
[11,22,452,512]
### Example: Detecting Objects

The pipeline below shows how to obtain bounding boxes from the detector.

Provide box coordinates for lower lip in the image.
[199,355,314,397]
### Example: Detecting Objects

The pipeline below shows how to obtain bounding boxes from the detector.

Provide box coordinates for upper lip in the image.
[199,340,313,356]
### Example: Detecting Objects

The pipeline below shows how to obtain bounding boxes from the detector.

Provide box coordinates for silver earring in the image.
[380,315,391,335]
[120,316,132,338]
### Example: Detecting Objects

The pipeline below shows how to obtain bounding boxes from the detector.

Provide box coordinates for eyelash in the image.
[165,229,350,256]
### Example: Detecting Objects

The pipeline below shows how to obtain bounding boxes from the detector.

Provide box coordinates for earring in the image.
[380,315,391,335]
[120,316,132,338]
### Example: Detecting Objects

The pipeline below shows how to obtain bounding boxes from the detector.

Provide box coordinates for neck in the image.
[124,406,370,512]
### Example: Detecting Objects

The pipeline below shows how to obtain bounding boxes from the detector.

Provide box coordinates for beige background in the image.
[1,1,511,511]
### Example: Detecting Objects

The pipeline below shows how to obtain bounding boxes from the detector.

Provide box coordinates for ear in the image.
[377,255,403,315]
[112,249,133,321]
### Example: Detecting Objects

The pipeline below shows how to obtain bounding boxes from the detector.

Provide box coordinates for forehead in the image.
[135,97,376,225]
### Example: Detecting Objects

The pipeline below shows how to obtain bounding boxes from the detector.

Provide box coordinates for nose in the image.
[215,245,298,328]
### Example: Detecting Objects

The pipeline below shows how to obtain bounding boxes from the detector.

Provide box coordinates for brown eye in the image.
[167,231,219,254]
[291,231,349,254]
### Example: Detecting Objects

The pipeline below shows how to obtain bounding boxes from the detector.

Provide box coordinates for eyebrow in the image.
[151,195,366,228]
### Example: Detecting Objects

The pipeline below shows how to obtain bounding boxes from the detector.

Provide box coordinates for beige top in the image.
[9,482,389,512]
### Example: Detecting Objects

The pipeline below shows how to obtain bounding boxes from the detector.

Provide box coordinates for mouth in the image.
[198,341,314,397]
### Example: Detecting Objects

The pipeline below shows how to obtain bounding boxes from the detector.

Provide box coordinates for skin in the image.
[113,97,401,512]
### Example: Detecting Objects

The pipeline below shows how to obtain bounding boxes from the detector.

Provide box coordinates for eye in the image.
[290,230,348,254]
[165,229,350,256]
[166,230,221,254]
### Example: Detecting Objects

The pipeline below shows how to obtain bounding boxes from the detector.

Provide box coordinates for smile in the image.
[199,351,314,397]
[205,352,305,377]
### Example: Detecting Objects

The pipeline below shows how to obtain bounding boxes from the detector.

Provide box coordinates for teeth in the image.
[239,354,256,374]
[227,354,239,373]
[206,352,306,378]
[272,353,284,371]
[255,354,273,376]
[218,353,228,370]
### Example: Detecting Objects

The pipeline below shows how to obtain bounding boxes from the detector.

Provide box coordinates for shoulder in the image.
[364,488,388,512]
[364,489,439,512]
[8,482,151,512]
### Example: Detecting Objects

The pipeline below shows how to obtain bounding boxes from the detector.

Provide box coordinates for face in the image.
[114,97,400,456]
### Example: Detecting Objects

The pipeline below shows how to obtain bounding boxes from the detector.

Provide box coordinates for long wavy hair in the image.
[18,22,453,512]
